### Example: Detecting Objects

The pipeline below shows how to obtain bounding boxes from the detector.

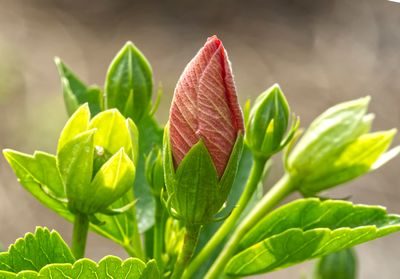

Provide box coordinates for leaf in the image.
[2,150,71,217]
[0,227,75,273]
[0,256,158,278]
[134,116,163,233]
[55,58,103,116]
[140,259,160,279]
[226,199,400,276]
[104,42,153,122]
[314,248,357,279]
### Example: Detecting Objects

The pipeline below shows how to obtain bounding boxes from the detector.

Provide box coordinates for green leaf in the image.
[104,42,153,122]
[314,248,357,279]
[226,199,400,276]
[0,256,157,278]
[140,259,160,279]
[2,150,71,217]
[135,116,163,233]
[0,227,75,273]
[55,58,103,116]
[57,129,95,213]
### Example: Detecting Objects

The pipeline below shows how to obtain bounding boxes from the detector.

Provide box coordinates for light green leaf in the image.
[57,104,90,153]
[314,248,357,279]
[2,149,70,217]
[0,256,156,278]
[0,227,75,273]
[104,42,153,122]
[226,199,400,276]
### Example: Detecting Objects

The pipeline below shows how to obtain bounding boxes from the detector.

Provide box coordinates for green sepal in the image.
[57,104,90,153]
[104,42,153,122]
[57,129,95,214]
[86,148,136,214]
[287,97,370,174]
[299,129,398,196]
[127,118,140,166]
[89,108,134,158]
[163,126,243,224]
[218,133,244,206]
[99,199,137,216]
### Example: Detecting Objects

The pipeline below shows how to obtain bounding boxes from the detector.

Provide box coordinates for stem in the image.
[171,224,201,279]
[154,197,164,269]
[71,213,89,259]
[183,157,268,279]
[205,174,294,279]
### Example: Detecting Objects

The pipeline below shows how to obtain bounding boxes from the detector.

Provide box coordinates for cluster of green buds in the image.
[4,104,139,218]
[285,97,399,196]
[245,83,299,160]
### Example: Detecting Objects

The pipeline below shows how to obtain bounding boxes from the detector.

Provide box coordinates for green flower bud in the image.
[286,97,400,196]
[145,146,165,196]
[57,104,138,214]
[245,84,299,159]
[104,42,153,122]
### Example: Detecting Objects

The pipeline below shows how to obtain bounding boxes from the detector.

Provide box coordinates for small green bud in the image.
[145,146,165,196]
[56,104,138,214]
[246,84,298,159]
[286,97,400,196]
[104,42,153,122]
[314,249,357,279]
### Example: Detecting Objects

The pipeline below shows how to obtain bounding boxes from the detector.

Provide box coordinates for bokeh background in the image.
[0,0,399,278]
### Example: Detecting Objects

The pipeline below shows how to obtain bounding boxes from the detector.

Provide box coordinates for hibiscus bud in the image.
[57,104,138,214]
[245,84,298,159]
[164,36,244,224]
[286,97,399,196]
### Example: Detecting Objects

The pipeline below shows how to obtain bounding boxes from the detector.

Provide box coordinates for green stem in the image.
[183,157,268,279]
[126,200,145,260]
[171,224,201,279]
[71,213,89,259]
[154,197,164,270]
[205,174,294,279]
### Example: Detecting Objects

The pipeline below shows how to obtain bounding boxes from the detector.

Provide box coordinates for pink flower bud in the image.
[169,36,244,177]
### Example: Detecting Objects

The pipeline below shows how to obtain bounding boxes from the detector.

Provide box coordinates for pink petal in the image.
[170,36,244,177]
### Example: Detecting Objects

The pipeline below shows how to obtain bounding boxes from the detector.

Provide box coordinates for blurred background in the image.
[0,0,399,278]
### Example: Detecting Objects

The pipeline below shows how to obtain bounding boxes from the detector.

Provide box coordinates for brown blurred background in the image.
[0,0,399,278]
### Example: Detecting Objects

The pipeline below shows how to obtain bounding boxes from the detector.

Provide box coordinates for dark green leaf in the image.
[226,199,400,276]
